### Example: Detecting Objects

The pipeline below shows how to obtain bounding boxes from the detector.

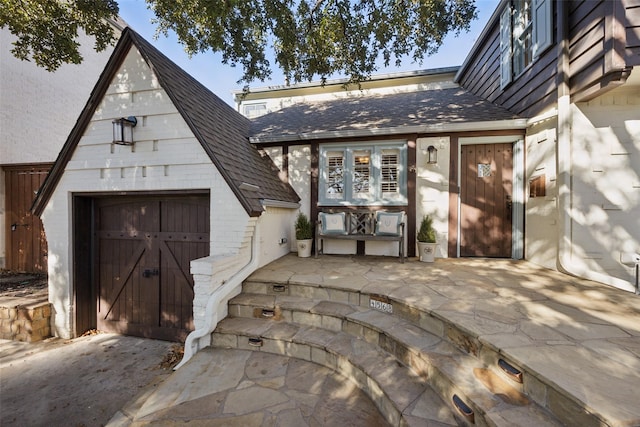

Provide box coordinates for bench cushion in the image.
[375,212,404,236]
[320,212,347,235]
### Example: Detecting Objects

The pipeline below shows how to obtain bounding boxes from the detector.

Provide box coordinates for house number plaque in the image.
[369,295,393,314]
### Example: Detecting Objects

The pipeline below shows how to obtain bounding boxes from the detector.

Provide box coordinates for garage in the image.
[76,194,209,342]
[31,28,300,341]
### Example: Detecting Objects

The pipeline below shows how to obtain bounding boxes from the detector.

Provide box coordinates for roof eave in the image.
[249,119,528,144]
[234,67,462,97]
[261,199,301,209]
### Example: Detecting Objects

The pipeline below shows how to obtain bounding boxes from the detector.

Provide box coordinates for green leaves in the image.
[0,0,118,71]
[150,0,476,86]
[1,0,476,84]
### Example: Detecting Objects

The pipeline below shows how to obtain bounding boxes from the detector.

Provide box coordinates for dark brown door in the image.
[460,143,513,257]
[95,195,209,341]
[4,165,52,273]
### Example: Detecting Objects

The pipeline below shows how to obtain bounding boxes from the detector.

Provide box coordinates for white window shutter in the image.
[532,0,552,59]
[500,5,512,89]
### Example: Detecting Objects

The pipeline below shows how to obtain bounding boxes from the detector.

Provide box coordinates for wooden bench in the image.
[315,211,405,262]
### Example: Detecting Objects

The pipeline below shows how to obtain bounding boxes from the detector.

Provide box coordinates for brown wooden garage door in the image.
[95,195,209,341]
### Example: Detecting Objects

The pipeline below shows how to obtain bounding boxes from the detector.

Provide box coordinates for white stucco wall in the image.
[288,145,311,252]
[40,46,258,338]
[521,77,640,291]
[259,206,296,264]
[416,137,450,258]
[567,84,640,288]
[525,121,558,270]
[0,28,117,268]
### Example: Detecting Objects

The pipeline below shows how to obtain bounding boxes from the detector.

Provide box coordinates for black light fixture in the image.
[427,145,438,164]
[112,116,137,145]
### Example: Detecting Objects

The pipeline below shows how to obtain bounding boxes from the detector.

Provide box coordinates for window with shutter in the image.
[499,0,552,88]
[319,142,406,205]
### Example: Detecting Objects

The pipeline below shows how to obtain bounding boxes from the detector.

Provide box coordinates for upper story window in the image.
[319,142,407,206]
[500,0,552,88]
[243,102,267,118]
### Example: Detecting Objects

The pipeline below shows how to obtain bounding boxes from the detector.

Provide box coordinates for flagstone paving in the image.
[109,348,392,426]
[112,255,640,426]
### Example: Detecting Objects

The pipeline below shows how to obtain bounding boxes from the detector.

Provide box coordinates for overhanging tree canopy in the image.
[1,0,477,86]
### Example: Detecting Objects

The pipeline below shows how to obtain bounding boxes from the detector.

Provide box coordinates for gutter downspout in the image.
[175,220,262,370]
[556,1,636,292]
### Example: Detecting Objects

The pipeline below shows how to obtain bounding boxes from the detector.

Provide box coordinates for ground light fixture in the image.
[112,116,138,145]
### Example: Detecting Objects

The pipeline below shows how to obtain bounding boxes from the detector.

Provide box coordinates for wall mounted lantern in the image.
[112,116,137,145]
[427,145,438,164]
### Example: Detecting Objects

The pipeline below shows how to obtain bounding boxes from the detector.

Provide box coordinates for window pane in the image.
[381,150,399,194]
[326,151,344,199]
[352,150,371,196]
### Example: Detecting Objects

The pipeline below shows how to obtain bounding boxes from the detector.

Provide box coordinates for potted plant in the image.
[417,215,437,262]
[295,212,313,257]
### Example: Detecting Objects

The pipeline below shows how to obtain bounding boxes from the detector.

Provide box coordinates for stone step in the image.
[226,292,562,427]
[242,279,617,426]
[212,316,459,427]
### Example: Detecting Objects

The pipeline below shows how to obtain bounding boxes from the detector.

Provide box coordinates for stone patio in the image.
[113,254,640,426]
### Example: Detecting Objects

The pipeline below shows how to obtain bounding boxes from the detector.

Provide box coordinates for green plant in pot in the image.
[417,215,437,262]
[295,212,313,257]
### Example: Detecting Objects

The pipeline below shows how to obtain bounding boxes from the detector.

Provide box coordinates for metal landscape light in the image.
[427,145,438,164]
[112,116,137,145]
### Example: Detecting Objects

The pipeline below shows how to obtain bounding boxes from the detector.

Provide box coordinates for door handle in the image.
[143,268,159,278]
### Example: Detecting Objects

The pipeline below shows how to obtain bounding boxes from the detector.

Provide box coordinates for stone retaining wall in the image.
[0,302,51,342]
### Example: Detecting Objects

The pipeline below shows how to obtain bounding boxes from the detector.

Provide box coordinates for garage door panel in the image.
[161,198,210,234]
[159,244,195,331]
[95,195,209,341]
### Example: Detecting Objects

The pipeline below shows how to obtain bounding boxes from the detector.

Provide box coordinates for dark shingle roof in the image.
[33,28,299,216]
[250,87,521,142]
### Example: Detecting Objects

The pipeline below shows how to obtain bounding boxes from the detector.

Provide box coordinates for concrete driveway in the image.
[0,333,174,426]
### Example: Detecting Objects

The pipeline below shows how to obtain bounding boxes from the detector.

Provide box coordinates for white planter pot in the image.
[297,239,313,258]
[417,242,437,262]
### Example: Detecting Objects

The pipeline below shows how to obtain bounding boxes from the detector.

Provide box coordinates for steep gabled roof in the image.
[33,27,299,217]
[249,87,523,143]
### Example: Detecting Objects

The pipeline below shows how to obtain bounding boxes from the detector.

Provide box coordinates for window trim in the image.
[318,141,407,206]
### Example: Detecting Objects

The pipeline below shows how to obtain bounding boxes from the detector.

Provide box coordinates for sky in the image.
[117,0,501,106]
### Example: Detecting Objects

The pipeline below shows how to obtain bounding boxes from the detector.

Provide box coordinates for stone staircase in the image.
[210,278,564,427]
